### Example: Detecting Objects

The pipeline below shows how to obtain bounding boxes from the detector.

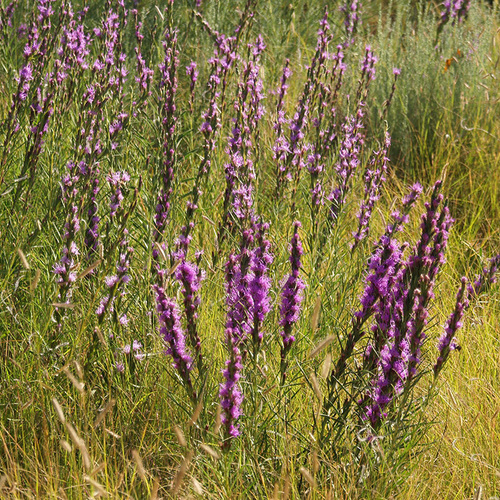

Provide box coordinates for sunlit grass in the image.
[0,0,499,498]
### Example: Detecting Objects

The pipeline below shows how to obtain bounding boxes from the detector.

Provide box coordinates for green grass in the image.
[1,0,499,498]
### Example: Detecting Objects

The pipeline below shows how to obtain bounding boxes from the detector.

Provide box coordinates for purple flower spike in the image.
[175,259,205,372]
[439,0,471,27]
[360,181,454,427]
[108,171,130,218]
[276,11,332,200]
[328,114,364,223]
[340,0,362,46]
[404,181,454,379]
[279,221,306,383]
[153,28,179,263]
[434,277,469,376]
[186,61,198,112]
[220,253,245,444]
[468,254,500,298]
[351,132,390,250]
[219,343,244,442]
[249,222,273,352]
[96,241,133,322]
[154,284,195,401]
[133,10,154,99]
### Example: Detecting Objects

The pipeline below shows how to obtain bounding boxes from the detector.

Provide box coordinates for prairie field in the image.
[0,0,499,498]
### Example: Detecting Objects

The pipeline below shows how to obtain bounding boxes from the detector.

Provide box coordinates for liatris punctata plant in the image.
[249,221,273,356]
[181,32,237,246]
[288,11,332,210]
[153,25,179,264]
[403,180,453,381]
[132,9,154,104]
[439,0,471,28]
[0,0,17,41]
[433,277,469,377]
[217,35,265,250]
[94,172,133,329]
[273,60,292,193]
[327,46,377,225]
[279,221,306,384]
[219,338,244,444]
[433,253,500,377]
[95,237,133,324]
[436,0,471,42]
[232,228,255,347]
[340,0,362,47]
[186,61,198,114]
[154,284,196,403]
[467,254,500,298]
[51,161,83,344]
[276,10,331,200]
[360,181,453,427]
[351,131,390,251]
[6,0,70,208]
[381,68,401,120]
[327,114,363,224]
[180,3,258,248]
[175,258,205,374]
[116,340,146,377]
[307,44,347,239]
[220,253,245,444]
[319,44,346,159]
[323,184,422,427]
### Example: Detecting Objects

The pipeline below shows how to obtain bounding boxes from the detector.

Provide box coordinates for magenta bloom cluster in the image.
[357,181,455,424]
[279,221,306,380]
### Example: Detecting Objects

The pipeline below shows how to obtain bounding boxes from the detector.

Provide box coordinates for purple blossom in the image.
[96,241,133,321]
[154,284,195,401]
[273,60,292,189]
[440,0,471,27]
[351,132,390,250]
[218,36,265,246]
[219,343,244,440]
[328,114,363,223]
[279,221,306,382]
[340,0,362,46]
[175,259,205,372]
[108,170,130,218]
[186,61,198,112]
[404,181,453,378]
[53,163,82,321]
[220,254,245,442]
[249,222,273,351]
[276,12,332,198]
[467,254,500,298]
[434,277,469,376]
[153,29,179,263]
[359,181,454,426]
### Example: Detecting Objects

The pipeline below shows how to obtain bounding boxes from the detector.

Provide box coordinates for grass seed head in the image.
[173,425,187,447]
[30,269,41,292]
[132,450,147,482]
[52,398,66,424]
[199,443,220,460]
[17,248,29,269]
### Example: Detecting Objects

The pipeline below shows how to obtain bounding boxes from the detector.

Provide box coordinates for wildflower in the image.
[154,284,195,401]
[249,222,273,350]
[434,277,469,376]
[279,221,306,382]
[175,258,205,371]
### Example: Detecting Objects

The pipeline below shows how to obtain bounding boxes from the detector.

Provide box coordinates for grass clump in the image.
[0,0,499,498]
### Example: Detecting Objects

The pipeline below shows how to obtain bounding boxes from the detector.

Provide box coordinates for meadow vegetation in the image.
[0,0,499,498]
